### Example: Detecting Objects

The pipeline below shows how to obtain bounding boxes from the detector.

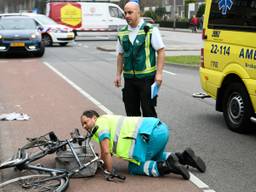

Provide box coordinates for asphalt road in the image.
[0,30,256,192]
[42,39,256,192]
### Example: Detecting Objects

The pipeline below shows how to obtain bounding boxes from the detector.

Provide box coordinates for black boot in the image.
[176,148,206,173]
[157,154,190,180]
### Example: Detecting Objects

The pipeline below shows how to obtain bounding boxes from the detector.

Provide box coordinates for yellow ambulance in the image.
[200,0,256,133]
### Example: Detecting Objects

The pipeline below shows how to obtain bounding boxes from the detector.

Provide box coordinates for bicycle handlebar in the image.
[70,128,85,146]
[24,129,86,149]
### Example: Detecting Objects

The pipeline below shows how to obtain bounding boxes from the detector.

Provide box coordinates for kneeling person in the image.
[81,110,206,180]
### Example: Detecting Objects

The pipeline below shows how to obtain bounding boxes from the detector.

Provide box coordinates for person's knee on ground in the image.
[175,148,206,173]
[128,157,190,180]
[157,154,190,180]
[128,161,159,177]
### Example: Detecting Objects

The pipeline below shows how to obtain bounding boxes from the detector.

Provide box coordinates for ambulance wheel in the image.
[42,34,52,47]
[222,82,254,133]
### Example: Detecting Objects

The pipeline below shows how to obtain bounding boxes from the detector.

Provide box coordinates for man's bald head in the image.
[124,1,140,12]
[124,1,141,27]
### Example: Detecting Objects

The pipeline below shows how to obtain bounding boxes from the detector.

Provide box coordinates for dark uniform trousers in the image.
[122,77,157,117]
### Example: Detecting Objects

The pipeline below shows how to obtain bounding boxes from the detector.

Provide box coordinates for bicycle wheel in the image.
[0,174,69,192]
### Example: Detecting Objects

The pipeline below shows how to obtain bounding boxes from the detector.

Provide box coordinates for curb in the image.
[165,62,199,68]
[160,27,202,34]
[96,46,115,52]
[96,46,200,52]
[96,46,200,68]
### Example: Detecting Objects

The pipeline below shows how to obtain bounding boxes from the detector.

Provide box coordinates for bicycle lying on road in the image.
[0,128,125,192]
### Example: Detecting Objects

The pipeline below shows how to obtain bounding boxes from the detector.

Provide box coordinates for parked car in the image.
[0,15,45,57]
[23,13,75,46]
[0,13,75,47]
[142,17,159,27]
[142,17,155,24]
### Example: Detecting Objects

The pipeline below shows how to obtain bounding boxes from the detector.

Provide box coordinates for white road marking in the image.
[43,61,216,192]
[43,61,113,115]
[163,69,176,75]
[190,173,209,188]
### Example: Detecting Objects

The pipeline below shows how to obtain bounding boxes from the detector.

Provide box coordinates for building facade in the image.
[143,0,205,19]
[0,0,204,19]
[0,0,32,13]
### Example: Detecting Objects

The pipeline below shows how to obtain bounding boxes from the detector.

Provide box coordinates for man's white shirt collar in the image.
[127,18,144,31]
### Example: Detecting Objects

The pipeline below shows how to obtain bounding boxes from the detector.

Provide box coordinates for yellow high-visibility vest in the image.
[93,115,143,165]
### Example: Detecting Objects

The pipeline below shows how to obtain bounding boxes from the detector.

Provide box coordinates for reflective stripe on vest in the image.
[112,116,125,154]
[94,115,144,165]
[118,27,155,76]
[112,116,143,163]
[145,30,151,69]
[135,29,152,70]
[128,118,143,158]
[123,65,157,75]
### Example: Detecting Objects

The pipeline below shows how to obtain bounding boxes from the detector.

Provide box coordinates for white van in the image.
[46,1,127,33]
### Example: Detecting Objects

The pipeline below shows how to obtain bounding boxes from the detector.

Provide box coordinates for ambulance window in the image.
[109,6,124,19]
[208,0,256,32]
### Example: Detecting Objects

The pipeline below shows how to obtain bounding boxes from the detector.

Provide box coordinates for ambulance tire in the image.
[222,82,254,133]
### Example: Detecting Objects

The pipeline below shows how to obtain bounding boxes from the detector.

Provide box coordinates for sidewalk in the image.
[160,27,202,33]
[94,27,202,52]
[96,45,200,52]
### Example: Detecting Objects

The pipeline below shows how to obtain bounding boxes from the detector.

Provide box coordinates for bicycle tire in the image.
[0,174,69,192]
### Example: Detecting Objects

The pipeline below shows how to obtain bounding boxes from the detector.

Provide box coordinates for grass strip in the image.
[165,55,200,66]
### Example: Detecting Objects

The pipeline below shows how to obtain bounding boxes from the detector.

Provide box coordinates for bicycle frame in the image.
[0,128,125,191]
[19,132,101,177]
[0,129,100,175]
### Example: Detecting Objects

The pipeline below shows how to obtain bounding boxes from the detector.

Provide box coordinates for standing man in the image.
[81,110,206,179]
[114,1,165,117]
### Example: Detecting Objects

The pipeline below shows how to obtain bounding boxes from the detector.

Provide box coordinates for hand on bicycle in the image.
[70,128,85,146]
[103,169,126,182]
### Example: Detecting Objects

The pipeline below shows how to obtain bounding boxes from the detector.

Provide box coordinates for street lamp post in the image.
[173,0,176,29]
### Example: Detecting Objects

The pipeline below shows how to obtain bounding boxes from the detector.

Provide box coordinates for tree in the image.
[184,0,196,18]
[196,3,205,17]
[143,10,157,20]
[155,7,166,21]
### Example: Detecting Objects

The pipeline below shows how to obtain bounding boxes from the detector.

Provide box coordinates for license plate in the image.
[10,42,25,47]
[67,33,74,38]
